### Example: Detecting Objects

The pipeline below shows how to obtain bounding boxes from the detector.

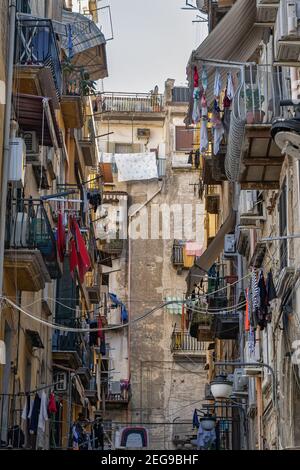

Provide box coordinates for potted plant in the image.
[245,88,265,124]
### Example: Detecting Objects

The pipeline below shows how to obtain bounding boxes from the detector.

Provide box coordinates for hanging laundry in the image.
[226,73,234,101]
[185,241,203,257]
[251,270,260,328]
[266,270,277,302]
[223,88,232,109]
[48,392,57,414]
[194,149,200,169]
[87,191,102,213]
[29,393,41,435]
[193,409,200,429]
[69,238,79,278]
[188,151,193,165]
[202,65,208,92]
[57,212,66,263]
[214,68,222,98]
[213,124,224,156]
[245,288,250,332]
[114,153,158,182]
[201,94,208,117]
[257,271,268,330]
[200,118,209,153]
[73,217,91,283]
[194,66,199,88]
[109,293,129,323]
[38,391,48,433]
[192,87,201,124]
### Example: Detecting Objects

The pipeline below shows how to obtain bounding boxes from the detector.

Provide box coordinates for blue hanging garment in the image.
[193,409,200,429]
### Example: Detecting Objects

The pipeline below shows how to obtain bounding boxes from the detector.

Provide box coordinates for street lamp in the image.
[210,374,233,399]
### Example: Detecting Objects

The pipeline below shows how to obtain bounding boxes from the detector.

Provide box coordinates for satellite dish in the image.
[271,106,300,159]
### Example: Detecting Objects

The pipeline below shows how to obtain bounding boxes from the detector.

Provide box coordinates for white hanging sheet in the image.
[114,152,158,182]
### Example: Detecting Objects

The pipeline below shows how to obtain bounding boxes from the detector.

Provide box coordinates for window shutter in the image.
[56,258,77,322]
[175,126,194,152]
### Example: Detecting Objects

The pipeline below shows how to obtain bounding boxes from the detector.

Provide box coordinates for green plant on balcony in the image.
[62,59,97,97]
[242,88,265,124]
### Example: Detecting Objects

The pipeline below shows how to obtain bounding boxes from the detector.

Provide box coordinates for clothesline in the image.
[0,381,63,397]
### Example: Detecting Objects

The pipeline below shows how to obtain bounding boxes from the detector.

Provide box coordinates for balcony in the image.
[188,300,214,342]
[171,331,207,361]
[105,380,131,408]
[212,312,239,340]
[61,70,85,129]
[78,120,96,167]
[85,270,101,304]
[97,92,165,122]
[14,18,62,108]
[225,65,289,189]
[202,153,226,185]
[4,199,61,291]
[86,375,99,405]
[52,319,84,370]
[102,238,124,255]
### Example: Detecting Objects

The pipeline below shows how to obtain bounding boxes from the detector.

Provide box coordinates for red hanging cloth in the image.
[57,212,66,263]
[245,288,250,332]
[73,218,91,283]
[194,66,199,88]
[69,238,78,277]
[48,392,57,414]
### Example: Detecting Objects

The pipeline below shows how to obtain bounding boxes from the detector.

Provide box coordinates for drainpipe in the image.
[0,0,17,341]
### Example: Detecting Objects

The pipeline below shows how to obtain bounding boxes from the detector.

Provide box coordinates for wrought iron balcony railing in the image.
[101,92,164,113]
[5,198,60,279]
[171,331,207,354]
[15,18,62,98]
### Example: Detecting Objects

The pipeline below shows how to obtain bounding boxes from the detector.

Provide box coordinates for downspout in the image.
[0,0,17,353]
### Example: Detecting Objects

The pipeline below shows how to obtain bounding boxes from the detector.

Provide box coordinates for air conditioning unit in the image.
[244,340,262,376]
[137,128,150,139]
[54,371,68,392]
[10,212,28,247]
[275,0,300,63]
[224,233,236,254]
[23,131,39,162]
[46,147,56,180]
[257,0,280,24]
[233,368,249,392]
[9,138,26,186]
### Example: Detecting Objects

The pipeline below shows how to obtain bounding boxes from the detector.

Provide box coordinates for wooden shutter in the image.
[175,126,194,152]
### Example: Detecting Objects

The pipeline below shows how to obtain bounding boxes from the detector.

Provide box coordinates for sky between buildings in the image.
[100,0,208,93]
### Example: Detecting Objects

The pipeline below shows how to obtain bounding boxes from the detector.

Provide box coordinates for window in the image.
[175,126,194,152]
[278,180,287,269]
[115,143,142,154]
[17,0,31,13]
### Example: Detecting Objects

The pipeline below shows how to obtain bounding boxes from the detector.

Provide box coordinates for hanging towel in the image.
[194,66,199,88]
[213,123,224,156]
[202,66,208,91]
[200,119,209,153]
[245,288,250,332]
[57,212,66,263]
[38,391,48,433]
[71,217,91,283]
[214,68,222,98]
[201,94,208,117]
[226,73,234,101]
[48,392,57,414]
[192,87,201,124]
[69,238,79,278]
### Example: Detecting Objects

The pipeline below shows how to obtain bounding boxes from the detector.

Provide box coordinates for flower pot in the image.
[246,110,265,124]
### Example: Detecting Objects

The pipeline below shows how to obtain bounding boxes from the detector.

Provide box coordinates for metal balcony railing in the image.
[225,65,291,182]
[106,380,131,402]
[171,331,207,354]
[5,198,60,278]
[52,318,91,368]
[15,18,62,97]
[102,92,164,113]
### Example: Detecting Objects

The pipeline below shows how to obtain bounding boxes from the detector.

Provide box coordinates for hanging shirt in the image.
[29,393,41,435]
[38,391,48,433]
[194,66,199,88]
[226,73,234,101]
[202,66,208,92]
[200,119,209,153]
[57,212,66,263]
[214,68,222,98]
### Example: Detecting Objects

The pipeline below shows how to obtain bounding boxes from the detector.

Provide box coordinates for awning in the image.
[194,209,236,272]
[60,10,108,80]
[188,0,266,104]
[14,94,61,148]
